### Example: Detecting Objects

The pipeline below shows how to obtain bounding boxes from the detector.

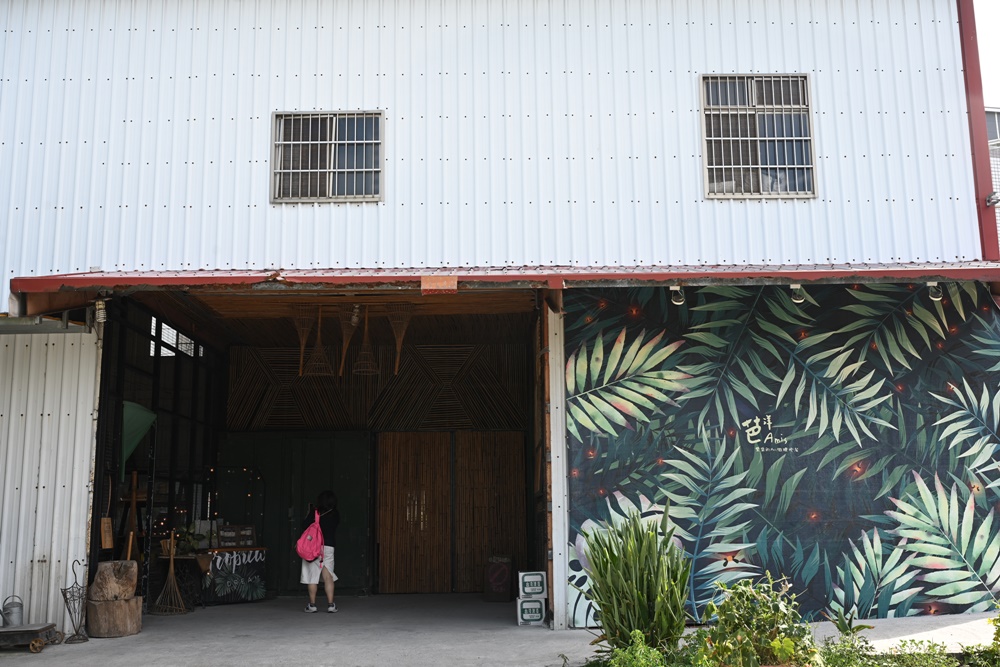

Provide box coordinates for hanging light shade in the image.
[386,302,415,375]
[337,305,360,376]
[302,306,335,377]
[352,306,380,376]
[292,305,315,377]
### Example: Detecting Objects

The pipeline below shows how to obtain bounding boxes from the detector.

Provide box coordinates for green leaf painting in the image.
[565,282,1000,624]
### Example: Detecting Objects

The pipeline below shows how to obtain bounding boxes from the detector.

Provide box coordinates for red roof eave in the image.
[11,264,1000,295]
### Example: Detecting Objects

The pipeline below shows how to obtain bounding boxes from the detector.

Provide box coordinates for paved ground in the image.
[1,594,996,665]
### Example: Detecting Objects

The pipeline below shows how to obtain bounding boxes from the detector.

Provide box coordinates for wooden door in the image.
[453,432,527,592]
[377,432,451,593]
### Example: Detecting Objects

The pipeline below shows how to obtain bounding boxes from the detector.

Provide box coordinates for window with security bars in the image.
[988,110,1000,143]
[272,112,382,202]
[702,75,815,198]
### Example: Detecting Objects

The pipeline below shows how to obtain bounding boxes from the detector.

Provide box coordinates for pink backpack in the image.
[296,510,324,562]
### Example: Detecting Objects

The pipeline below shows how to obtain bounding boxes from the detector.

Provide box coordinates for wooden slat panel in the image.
[453,432,527,593]
[377,433,451,593]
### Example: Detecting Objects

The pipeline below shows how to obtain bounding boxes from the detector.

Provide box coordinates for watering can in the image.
[1,595,23,627]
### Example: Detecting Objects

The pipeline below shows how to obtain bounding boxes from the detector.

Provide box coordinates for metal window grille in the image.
[272,111,383,202]
[987,110,1000,143]
[702,75,815,198]
[991,142,1000,234]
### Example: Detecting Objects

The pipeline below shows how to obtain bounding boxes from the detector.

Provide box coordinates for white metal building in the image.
[2,0,999,632]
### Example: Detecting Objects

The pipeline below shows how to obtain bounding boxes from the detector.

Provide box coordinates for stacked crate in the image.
[515,571,547,626]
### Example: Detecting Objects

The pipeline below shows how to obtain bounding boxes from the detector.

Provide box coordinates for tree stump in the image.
[85,596,143,637]
[89,561,138,601]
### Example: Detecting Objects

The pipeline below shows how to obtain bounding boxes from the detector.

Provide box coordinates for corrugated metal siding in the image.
[0,0,981,307]
[0,332,101,630]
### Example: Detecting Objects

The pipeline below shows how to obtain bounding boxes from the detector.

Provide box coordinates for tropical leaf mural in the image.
[565,327,690,443]
[565,281,1000,624]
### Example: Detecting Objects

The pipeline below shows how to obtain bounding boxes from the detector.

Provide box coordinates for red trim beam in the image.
[13,263,1000,295]
[957,0,999,260]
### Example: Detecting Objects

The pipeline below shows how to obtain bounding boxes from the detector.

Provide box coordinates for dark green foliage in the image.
[581,510,691,653]
[685,573,820,667]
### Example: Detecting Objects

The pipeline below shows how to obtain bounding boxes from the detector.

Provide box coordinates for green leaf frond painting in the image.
[565,282,1000,621]
[565,327,691,442]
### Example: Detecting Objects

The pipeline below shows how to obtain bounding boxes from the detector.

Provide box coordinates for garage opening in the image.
[89,289,548,606]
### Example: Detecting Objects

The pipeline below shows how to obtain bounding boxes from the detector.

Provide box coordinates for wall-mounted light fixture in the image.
[350,304,361,327]
[670,286,685,306]
[94,298,107,323]
[789,284,807,304]
[927,282,943,302]
[987,192,999,208]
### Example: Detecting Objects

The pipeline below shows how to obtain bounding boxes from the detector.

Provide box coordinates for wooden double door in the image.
[377,431,527,593]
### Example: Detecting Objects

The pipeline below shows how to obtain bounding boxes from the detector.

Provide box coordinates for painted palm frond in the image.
[565,327,691,442]
[971,313,1000,372]
[681,286,809,434]
[835,283,972,375]
[661,434,760,618]
[887,472,1000,613]
[930,379,1000,481]
[773,337,894,446]
[830,528,922,619]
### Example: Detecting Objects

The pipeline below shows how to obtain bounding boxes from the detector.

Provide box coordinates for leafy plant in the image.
[607,630,668,667]
[690,573,820,667]
[579,508,691,653]
[820,634,879,667]
[566,327,691,443]
[823,608,875,635]
[174,524,206,555]
[880,640,958,667]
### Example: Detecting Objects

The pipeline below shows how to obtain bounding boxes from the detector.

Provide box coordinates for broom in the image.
[151,530,187,614]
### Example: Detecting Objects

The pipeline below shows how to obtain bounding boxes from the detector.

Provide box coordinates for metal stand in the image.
[61,560,88,644]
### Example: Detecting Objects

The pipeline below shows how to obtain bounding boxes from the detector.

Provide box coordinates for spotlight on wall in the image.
[987,192,999,208]
[789,284,807,304]
[927,282,944,302]
[94,299,107,323]
[670,286,686,306]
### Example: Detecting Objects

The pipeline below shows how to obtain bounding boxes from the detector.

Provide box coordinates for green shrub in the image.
[880,640,958,667]
[581,509,691,653]
[963,644,1000,667]
[686,573,821,667]
[607,630,669,667]
[820,634,878,667]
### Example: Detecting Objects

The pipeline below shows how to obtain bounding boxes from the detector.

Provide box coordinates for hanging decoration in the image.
[352,306,380,376]
[337,305,361,376]
[386,303,415,375]
[292,306,315,377]
[302,306,335,377]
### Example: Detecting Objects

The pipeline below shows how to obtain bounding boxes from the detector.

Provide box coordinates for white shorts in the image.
[300,546,338,585]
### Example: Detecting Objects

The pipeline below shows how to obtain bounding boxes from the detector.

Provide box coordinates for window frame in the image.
[700,74,817,200]
[270,110,385,204]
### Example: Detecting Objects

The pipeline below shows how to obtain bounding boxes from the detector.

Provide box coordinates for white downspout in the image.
[547,307,569,629]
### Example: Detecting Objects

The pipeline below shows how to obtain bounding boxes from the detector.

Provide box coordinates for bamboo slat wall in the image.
[377,431,527,594]
[228,343,529,432]
[453,432,527,593]
[377,433,452,593]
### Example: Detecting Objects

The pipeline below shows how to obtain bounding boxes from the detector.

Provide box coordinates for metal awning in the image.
[12,261,1000,297]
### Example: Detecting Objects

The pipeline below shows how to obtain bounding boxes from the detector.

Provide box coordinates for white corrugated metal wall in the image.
[0,0,982,308]
[0,332,101,631]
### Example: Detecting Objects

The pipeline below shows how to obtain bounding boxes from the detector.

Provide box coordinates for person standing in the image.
[300,489,340,613]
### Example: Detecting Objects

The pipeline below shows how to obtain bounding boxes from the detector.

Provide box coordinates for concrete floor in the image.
[2,595,996,666]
